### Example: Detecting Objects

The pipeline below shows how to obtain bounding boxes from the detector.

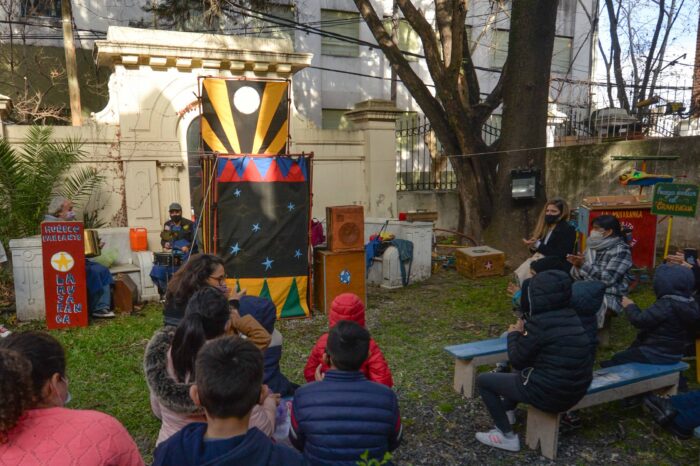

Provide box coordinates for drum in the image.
[84,229,101,258]
[153,252,174,267]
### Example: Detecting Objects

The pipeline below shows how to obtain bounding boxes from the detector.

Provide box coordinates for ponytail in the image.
[0,349,33,443]
[171,287,231,381]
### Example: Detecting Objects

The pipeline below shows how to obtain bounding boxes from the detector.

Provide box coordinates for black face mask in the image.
[170,215,182,223]
[544,214,559,225]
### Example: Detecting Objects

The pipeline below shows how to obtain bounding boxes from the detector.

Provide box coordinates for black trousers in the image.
[600,347,653,368]
[477,372,529,433]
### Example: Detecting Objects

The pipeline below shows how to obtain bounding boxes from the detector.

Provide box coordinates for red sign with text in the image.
[41,222,89,329]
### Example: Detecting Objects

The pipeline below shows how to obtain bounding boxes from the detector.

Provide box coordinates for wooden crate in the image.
[455,246,505,279]
[313,249,366,314]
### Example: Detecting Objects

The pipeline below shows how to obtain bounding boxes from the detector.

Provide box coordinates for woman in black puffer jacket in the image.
[475,270,594,452]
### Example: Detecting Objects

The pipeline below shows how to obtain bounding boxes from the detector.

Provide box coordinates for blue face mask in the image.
[64,391,72,405]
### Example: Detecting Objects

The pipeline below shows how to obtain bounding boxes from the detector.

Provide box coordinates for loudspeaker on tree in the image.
[326,205,364,252]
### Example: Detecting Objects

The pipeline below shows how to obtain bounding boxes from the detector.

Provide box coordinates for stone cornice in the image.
[95,27,312,75]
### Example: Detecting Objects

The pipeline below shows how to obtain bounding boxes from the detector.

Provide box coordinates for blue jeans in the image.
[89,284,111,313]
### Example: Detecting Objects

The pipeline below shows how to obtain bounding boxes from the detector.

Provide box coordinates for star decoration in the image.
[251,223,261,233]
[233,188,242,197]
[230,243,241,255]
[262,257,274,270]
[339,269,351,284]
[52,252,74,272]
[484,260,494,270]
[287,202,295,212]
[294,249,302,259]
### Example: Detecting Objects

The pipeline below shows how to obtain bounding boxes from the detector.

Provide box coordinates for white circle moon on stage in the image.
[233,86,261,114]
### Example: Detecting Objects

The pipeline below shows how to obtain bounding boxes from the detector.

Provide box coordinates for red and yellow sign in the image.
[41,222,88,329]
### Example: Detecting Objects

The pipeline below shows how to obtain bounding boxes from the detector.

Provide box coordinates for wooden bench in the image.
[444,338,508,398]
[526,361,689,460]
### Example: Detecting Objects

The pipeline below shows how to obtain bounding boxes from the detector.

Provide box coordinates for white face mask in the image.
[589,230,604,240]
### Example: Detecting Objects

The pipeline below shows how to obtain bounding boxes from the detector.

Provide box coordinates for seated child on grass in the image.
[291,320,402,465]
[602,263,700,367]
[304,293,393,387]
[152,337,304,466]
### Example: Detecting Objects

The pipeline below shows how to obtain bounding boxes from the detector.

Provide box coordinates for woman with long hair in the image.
[514,198,576,284]
[0,332,143,465]
[163,253,239,326]
[146,287,276,446]
[567,214,633,327]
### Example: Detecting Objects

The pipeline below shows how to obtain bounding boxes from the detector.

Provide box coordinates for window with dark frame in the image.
[21,0,61,18]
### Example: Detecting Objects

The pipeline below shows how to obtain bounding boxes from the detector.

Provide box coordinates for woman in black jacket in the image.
[514,198,576,285]
[475,270,594,452]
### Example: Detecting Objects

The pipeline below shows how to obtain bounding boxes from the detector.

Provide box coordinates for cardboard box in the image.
[456,246,505,279]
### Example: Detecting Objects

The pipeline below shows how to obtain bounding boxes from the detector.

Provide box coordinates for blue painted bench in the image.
[526,361,689,460]
[444,337,508,398]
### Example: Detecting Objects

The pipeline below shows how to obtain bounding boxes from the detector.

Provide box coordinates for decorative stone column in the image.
[0,94,13,139]
[159,162,184,214]
[345,100,403,219]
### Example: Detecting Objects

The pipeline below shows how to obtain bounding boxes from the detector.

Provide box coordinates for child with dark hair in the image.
[145,287,275,445]
[0,332,143,465]
[290,320,402,465]
[153,337,304,465]
[304,293,393,387]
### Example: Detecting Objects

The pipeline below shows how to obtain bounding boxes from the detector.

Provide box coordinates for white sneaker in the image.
[506,410,516,425]
[475,428,520,452]
[0,325,11,338]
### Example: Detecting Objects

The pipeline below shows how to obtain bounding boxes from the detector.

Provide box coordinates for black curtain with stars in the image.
[215,155,311,318]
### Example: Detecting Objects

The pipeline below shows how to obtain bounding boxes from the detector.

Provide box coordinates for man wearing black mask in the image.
[162,202,194,253]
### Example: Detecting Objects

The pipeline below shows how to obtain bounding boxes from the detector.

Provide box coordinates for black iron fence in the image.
[397,106,686,191]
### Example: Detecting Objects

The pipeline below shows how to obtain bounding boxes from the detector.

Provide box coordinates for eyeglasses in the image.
[209,275,227,285]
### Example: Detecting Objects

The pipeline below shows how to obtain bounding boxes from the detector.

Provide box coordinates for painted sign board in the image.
[41,222,89,329]
[651,183,699,218]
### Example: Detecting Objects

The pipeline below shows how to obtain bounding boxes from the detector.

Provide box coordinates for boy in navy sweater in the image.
[153,337,304,466]
[289,320,402,465]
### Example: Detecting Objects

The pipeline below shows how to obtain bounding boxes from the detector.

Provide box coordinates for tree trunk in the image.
[693,5,700,116]
[604,0,630,110]
[61,0,82,126]
[483,0,559,263]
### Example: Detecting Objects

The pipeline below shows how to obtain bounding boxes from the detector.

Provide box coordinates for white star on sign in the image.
[294,249,302,259]
[251,223,261,233]
[262,257,274,270]
[287,202,295,211]
[233,188,242,197]
[230,243,241,255]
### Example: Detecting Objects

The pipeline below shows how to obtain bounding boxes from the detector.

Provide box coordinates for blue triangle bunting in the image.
[276,157,293,178]
[231,157,250,178]
[217,158,229,178]
[252,157,273,179]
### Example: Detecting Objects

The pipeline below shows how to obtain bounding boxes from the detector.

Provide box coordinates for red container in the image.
[129,228,148,251]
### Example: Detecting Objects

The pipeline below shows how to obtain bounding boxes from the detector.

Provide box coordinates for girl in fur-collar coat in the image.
[144,287,274,446]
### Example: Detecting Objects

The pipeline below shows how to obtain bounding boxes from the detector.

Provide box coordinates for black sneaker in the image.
[643,395,678,427]
[490,362,511,373]
[560,412,582,432]
[93,309,115,318]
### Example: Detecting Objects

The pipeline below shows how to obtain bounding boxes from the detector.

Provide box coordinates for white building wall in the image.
[1,0,596,123]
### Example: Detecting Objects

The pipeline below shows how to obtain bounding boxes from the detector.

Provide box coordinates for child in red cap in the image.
[304,293,393,387]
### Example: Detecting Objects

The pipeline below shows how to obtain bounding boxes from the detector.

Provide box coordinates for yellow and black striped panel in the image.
[201,79,289,155]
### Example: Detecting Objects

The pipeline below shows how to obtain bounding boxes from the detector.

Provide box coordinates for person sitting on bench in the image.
[567,215,633,329]
[475,270,594,452]
[601,263,700,368]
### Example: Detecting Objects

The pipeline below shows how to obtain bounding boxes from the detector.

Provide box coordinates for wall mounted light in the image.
[511,169,539,200]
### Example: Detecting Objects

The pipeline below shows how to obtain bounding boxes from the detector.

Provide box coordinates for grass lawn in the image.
[3,269,700,464]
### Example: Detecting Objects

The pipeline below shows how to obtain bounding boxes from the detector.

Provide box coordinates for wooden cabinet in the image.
[456,246,505,279]
[313,249,366,314]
